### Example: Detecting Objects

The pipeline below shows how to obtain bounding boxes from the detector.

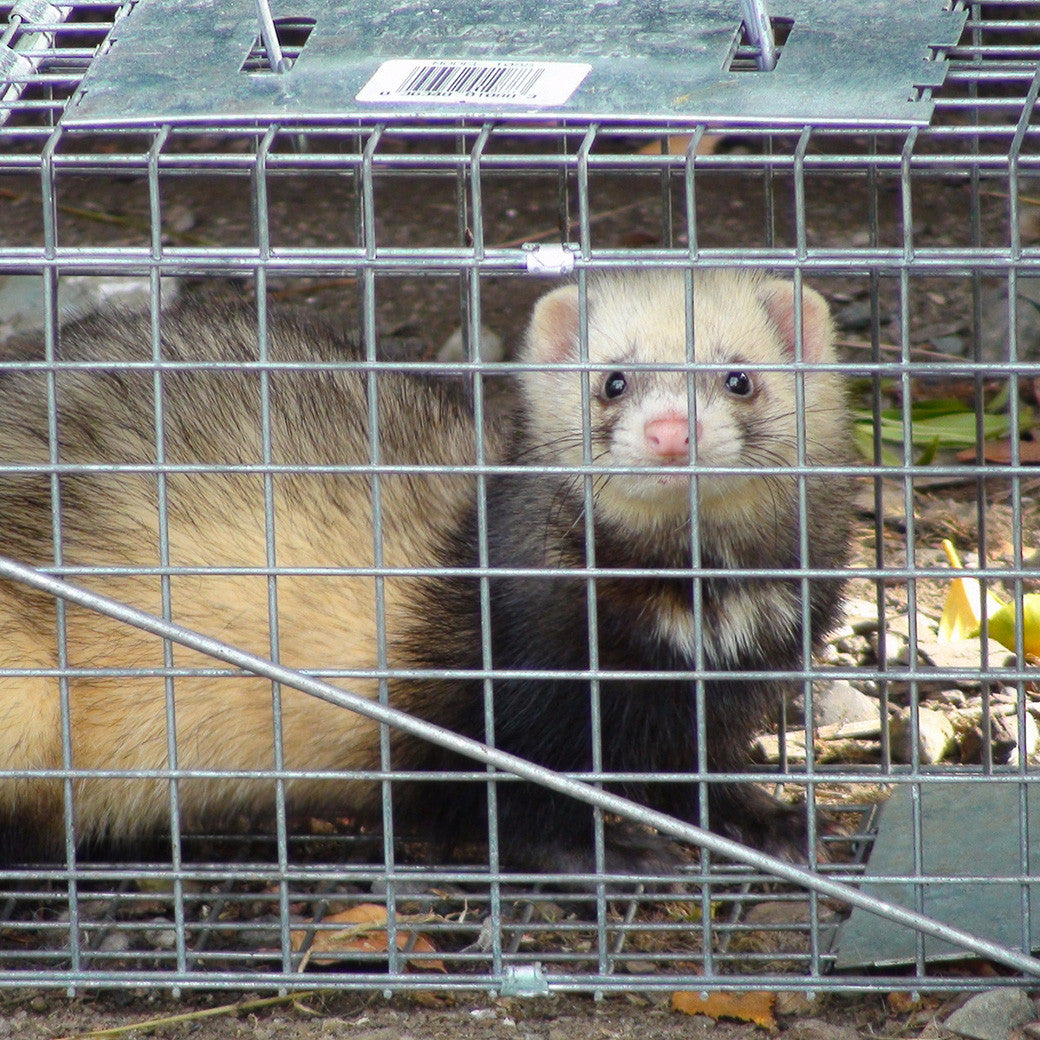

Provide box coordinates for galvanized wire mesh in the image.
[0,0,1039,997]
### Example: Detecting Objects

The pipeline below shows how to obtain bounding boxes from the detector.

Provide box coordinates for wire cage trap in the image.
[0,0,1039,999]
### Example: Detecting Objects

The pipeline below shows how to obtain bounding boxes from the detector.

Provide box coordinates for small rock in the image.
[915,634,1009,676]
[97,930,131,953]
[842,597,882,634]
[742,900,813,927]
[143,919,177,950]
[929,688,968,708]
[887,611,938,642]
[979,278,1040,361]
[834,299,888,333]
[944,987,1036,1040]
[783,1018,861,1040]
[958,706,1038,765]
[775,990,821,1018]
[932,333,966,354]
[165,203,197,234]
[889,705,958,764]
[438,324,505,363]
[621,959,658,974]
[809,679,880,728]
[0,274,180,341]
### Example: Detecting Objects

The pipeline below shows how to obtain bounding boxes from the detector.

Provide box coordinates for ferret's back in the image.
[0,299,509,857]
[0,301,496,573]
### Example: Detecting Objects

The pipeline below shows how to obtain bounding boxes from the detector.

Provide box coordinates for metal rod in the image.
[253,0,286,73]
[3,552,1040,977]
[739,0,777,71]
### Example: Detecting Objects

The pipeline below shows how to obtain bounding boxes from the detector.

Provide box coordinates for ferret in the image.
[0,270,854,873]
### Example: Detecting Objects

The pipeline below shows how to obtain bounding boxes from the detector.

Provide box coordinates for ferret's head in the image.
[519,269,847,535]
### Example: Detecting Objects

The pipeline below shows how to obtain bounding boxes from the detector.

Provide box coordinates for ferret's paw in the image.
[718,802,835,866]
[710,782,834,866]
[515,822,685,881]
[603,821,687,877]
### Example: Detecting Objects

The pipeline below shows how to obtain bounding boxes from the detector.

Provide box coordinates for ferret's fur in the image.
[0,270,854,872]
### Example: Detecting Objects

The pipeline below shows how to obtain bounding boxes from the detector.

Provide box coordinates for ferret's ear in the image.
[524,284,581,363]
[758,280,835,364]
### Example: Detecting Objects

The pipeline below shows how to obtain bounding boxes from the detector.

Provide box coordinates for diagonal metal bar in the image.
[2,550,1040,976]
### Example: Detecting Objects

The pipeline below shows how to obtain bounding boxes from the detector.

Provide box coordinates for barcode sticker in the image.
[356,59,591,107]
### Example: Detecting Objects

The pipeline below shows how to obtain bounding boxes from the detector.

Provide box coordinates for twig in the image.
[839,337,977,364]
[492,198,651,249]
[52,990,318,1040]
[0,187,215,246]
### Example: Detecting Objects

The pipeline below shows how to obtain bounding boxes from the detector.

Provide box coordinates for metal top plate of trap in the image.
[64,0,966,128]
[836,782,1040,969]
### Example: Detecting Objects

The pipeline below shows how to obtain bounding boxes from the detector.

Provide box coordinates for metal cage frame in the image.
[0,0,1039,997]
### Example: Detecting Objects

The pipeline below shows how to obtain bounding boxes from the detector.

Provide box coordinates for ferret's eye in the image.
[724,371,753,397]
[603,371,628,399]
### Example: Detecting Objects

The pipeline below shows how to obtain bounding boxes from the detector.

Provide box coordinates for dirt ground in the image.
[0,987,1003,1040]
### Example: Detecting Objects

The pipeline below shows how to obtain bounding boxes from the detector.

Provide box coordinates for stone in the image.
[834,299,886,333]
[437,324,505,362]
[810,679,880,728]
[979,278,1040,361]
[0,274,178,340]
[915,634,1010,675]
[944,987,1036,1040]
[932,333,966,354]
[889,705,958,764]
[783,1018,861,1040]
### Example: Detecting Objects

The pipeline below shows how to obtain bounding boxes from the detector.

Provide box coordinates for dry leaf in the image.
[957,437,1040,464]
[886,991,922,1014]
[637,133,721,156]
[291,903,445,972]
[671,990,777,1030]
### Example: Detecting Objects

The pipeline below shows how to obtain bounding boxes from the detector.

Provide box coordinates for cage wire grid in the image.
[0,0,1038,996]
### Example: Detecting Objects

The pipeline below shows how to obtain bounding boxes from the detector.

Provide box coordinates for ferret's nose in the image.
[644,416,690,460]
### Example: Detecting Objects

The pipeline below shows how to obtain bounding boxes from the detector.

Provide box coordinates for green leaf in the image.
[914,436,940,466]
[853,400,1033,458]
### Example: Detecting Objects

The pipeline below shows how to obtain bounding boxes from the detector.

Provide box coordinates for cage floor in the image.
[0,803,875,991]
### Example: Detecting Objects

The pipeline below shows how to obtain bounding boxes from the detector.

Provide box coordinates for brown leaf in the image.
[957,437,1040,464]
[637,134,721,156]
[672,990,777,1030]
[291,903,445,972]
[886,991,921,1014]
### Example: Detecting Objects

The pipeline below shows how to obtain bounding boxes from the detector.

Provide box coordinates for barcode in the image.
[400,62,544,99]
[356,59,591,107]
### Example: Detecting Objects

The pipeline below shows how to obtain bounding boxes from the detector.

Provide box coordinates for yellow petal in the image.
[937,540,1005,643]
[980,594,1040,657]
